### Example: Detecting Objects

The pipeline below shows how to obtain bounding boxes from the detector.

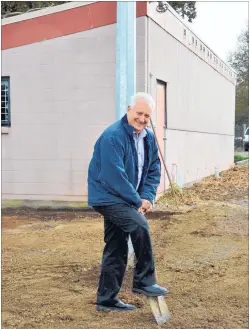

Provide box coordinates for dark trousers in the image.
[93,203,156,305]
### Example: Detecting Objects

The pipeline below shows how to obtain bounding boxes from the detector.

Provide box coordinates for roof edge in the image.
[148,2,236,75]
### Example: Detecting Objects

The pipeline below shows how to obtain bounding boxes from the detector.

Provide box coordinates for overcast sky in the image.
[188,1,248,62]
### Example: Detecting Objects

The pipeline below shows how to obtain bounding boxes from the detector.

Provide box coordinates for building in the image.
[1,1,236,202]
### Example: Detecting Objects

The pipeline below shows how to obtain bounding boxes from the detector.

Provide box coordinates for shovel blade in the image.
[148,296,171,325]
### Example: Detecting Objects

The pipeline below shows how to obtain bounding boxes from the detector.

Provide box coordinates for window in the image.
[183,29,186,38]
[245,128,249,135]
[200,44,202,51]
[207,50,209,57]
[192,36,194,44]
[203,47,205,53]
[1,77,10,127]
[210,53,212,59]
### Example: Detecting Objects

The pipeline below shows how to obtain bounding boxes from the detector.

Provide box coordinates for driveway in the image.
[235,151,249,157]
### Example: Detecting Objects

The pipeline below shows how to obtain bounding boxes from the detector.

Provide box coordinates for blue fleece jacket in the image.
[87,114,161,209]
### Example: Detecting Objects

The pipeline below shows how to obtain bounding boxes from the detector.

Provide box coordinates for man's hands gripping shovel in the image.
[138,199,153,215]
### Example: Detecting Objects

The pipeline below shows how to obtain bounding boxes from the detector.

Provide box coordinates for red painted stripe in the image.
[2,2,147,50]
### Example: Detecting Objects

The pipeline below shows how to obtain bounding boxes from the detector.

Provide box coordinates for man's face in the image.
[127,98,153,133]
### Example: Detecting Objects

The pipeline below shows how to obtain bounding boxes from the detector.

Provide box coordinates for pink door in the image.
[156,81,166,195]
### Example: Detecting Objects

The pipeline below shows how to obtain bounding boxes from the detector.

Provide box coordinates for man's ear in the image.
[127,105,131,112]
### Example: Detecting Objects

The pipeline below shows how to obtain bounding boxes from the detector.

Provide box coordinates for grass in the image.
[234,154,249,162]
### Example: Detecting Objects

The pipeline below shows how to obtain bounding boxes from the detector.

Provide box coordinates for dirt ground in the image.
[2,164,248,329]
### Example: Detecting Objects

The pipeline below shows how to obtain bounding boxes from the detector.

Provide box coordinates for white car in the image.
[243,127,249,151]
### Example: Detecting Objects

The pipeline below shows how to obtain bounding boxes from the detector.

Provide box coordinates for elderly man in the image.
[88,92,168,311]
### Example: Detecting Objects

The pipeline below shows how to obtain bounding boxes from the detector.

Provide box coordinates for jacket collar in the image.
[121,114,134,138]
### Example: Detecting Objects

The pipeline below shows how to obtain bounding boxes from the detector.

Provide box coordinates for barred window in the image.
[1,77,10,127]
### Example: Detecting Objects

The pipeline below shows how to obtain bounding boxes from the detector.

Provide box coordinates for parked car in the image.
[234,136,243,149]
[243,127,249,151]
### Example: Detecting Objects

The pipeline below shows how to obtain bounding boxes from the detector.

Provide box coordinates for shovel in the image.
[147,269,171,325]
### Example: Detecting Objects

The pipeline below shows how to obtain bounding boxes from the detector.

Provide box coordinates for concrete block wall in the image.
[2,17,147,201]
[147,18,235,188]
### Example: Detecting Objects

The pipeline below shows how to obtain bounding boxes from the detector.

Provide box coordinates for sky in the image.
[187,1,248,62]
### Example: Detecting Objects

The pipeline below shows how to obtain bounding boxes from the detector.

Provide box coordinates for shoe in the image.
[96,298,136,311]
[132,284,169,297]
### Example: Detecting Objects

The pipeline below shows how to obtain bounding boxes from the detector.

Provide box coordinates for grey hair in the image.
[130,92,155,112]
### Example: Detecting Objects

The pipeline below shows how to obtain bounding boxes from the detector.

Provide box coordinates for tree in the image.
[168,2,197,22]
[2,1,197,23]
[228,26,249,84]
[234,81,249,125]
[1,1,69,17]
[228,26,249,125]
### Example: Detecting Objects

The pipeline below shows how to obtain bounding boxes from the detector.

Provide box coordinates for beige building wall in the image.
[146,4,236,189]
[2,17,147,201]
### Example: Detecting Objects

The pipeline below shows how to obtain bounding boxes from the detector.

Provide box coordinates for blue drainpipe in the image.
[116,1,136,120]
[116,2,136,260]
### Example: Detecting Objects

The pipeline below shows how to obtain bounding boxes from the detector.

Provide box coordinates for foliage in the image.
[168,1,197,22]
[228,26,249,125]
[1,1,69,16]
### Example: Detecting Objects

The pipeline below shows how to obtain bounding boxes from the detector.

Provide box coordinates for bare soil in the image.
[2,165,249,329]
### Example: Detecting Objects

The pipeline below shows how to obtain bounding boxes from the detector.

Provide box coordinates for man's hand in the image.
[138,199,152,215]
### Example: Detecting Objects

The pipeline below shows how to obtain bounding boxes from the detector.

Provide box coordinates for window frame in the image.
[1,76,11,127]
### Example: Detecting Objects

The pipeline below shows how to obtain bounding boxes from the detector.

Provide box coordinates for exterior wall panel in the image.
[2,17,146,201]
[147,18,235,189]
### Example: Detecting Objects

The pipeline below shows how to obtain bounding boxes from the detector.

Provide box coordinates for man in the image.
[88,92,168,311]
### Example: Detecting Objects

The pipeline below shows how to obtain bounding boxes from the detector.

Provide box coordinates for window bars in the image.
[1,77,10,127]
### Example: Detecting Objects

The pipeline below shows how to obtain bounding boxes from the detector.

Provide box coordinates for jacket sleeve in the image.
[98,134,142,209]
[140,139,161,204]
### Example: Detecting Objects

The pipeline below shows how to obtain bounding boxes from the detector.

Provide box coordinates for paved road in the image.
[235,151,249,157]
